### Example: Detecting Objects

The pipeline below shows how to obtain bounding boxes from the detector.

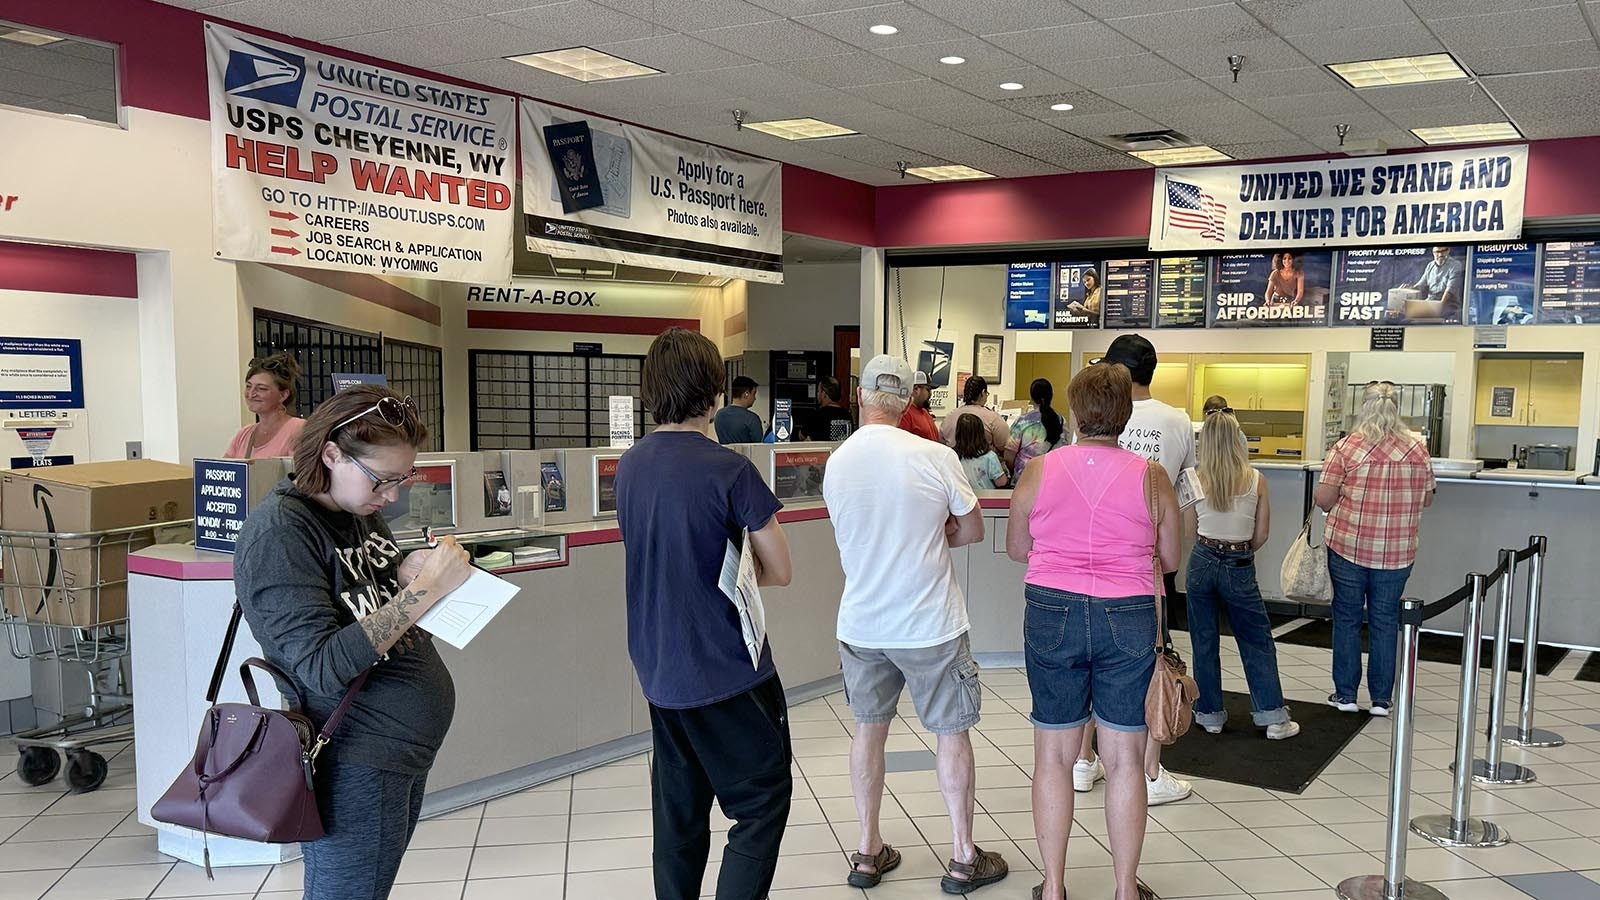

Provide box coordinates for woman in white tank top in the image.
[1185,411,1299,740]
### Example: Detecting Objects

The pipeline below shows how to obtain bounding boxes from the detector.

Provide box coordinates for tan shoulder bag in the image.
[1143,462,1199,745]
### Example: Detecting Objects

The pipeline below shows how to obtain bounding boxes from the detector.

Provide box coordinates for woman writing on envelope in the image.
[234,386,472,900]
[615,327,796,900]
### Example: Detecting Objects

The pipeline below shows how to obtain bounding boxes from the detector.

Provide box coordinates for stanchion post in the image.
[1339,598,1448,900]
[1412,572,1509,848]
[1473,550,1534,784]
[1508,535,1563,748]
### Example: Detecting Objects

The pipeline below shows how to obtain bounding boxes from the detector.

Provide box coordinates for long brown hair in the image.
[954,413,990,460]
[292,386,427,495]
[248,352,301,413]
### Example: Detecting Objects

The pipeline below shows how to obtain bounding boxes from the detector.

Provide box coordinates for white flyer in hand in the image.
[719,530,766,669]
[1176,467,1206,510]
[415,569,520,650]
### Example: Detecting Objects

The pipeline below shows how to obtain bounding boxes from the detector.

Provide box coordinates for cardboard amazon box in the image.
[2,460,193,627]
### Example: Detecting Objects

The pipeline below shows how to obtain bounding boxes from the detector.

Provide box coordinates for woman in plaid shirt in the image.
[1313,382,1436,716]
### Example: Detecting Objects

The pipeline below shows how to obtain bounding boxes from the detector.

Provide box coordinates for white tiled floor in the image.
[2,636,1599,900]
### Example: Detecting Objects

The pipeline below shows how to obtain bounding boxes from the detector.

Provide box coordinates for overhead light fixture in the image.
[1328,53,1467,89]
[506,46,660,82]
[742,117,858,140]
[1050,102,1074,111]
[939,55,966,65]
[554,264,615,277]
[869,24,899,35]
[904,164,995,181]
[999,82,1024,91]
[0,28,65,46]
[1411,121,1523,145]
[1128,145,1233,165]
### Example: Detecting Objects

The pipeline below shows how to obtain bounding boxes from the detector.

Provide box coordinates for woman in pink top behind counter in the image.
[224,352,306,459]
[1006,361,1180,900]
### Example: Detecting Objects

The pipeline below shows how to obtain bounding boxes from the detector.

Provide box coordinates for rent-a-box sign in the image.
[1150,145,1528,252]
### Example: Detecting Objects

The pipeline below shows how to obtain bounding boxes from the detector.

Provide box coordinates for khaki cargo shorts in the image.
[839,633,981,735]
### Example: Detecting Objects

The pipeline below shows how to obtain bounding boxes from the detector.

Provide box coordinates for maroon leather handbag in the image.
[152,604,368,873]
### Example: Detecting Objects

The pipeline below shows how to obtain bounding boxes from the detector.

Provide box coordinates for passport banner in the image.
[205,23,517,282]
[520,100,784,284]
[1150,144,1528,252]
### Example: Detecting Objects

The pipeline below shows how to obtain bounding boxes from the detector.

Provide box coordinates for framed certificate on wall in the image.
[973,334,1003,384]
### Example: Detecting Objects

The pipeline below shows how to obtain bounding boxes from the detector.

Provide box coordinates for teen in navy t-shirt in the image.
[615,327,795,900]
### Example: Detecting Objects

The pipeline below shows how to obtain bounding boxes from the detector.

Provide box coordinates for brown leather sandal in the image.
[1032,883,1067,900]
[847,844,902,889]
[940,845,1009,894]
[1137,878,1160,900]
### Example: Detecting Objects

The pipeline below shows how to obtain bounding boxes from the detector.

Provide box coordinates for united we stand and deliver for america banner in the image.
[206,23,517,282]
[1149,144,1529,253]
[521,100,784,284]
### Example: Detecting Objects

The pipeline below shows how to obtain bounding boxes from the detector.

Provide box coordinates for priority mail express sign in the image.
[205,23,516,282]
[1150,145,1529,252]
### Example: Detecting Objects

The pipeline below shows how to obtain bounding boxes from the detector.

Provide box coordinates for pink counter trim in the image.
[129,553,236,581]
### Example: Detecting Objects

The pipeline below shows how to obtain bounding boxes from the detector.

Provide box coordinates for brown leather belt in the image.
[1198,536,1252,553]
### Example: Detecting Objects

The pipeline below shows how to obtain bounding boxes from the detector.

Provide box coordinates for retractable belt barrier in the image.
[1505,537,1563,749]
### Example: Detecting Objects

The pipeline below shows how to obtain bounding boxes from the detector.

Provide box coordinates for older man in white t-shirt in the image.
[823,354,1010,894]
[1075,333,1197,807]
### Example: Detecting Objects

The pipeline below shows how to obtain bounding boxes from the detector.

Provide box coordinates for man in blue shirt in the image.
[615,328,796,900]
[1411,245,1465,320]
[714,375,765,444]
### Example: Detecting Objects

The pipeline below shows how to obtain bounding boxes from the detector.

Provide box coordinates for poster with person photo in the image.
[1053,261,1102,328]
[1208,250,1331,327]
[1332,245,1466,326]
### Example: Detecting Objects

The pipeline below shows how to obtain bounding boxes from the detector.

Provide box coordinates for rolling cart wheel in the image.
[16,747,60,786]
[64,751,108,794]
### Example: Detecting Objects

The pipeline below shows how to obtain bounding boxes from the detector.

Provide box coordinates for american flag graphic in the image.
[1165,179,1227,242]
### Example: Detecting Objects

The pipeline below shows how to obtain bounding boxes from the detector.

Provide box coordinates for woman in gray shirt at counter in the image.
[234,386,471,900]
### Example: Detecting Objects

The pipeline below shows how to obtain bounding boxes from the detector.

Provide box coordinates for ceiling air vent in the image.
[1103,130,1194,152]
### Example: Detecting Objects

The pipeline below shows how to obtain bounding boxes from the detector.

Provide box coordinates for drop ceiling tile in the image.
[595,33,760,73]
[1479,67,1600,139]
[870,125,987,156]
[1071,0,1230,15]
[1286,22,1444,64]
[795,2,971,49]
[773,52,928,88]
[1200,66,1344,99]
[1051,109,1171,139]
[202,0,473,40]
[0,45,113,89]
[746,0,890,13]
[1050,53,1192,90]
[823,106,931,132]
[442,0,574,12]
[1159,36,1313,79]
[577,71,748,106]
[594,0,780,30]
[487,0,659,44]
[1432,4,1591,55]
[1239,0,1421,36]
[695,64,834,99]
[1357,80,1488,111]
[1107,3,1274,49]
[1454,39,1600,76]
[994,90,1127,117]
[1212,139,1323,161]
[1098,77,1232,110]
[1384,97,1513,130]
[815,135,927,167]
[1232,88,1376,117]
[153,0,237,6]
[870,40,1031,76]
[694,19,863,61]
[434,58,594,103]
[983,21,1148,65]
[328,18,557,68]
[842,77,982,109]
[932,66,1083,100]
[1157,104,1302,145]
[907,0,1091,34]
[934,103,1040,137]
[1409,0,1571,17]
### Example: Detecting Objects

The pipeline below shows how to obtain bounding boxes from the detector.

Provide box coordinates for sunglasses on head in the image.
[332,395,418,435]
[1205,406,1234,416]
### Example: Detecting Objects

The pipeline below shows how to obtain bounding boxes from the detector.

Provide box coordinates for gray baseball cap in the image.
[860,354,913,398]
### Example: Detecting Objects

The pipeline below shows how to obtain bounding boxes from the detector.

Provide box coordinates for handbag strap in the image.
[210,603,372,745]
[1144,462,1168,651]
[206,603,245,705]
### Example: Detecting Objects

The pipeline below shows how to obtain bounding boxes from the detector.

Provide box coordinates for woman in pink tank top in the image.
[1006,362,1180,900]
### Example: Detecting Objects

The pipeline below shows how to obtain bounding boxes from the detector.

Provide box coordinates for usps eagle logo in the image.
[222,36,306,107]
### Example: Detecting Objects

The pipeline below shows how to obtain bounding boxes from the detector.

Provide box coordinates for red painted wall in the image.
[0,241,138,297]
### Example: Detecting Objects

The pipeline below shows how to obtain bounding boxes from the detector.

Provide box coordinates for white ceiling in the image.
[156,0,1600,185]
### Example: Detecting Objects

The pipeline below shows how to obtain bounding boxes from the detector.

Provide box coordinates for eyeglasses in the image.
[1205,406,1235,416]
[332,396,418,435]
[345,454,417,494]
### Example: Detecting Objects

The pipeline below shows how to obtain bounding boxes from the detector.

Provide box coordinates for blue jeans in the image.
[1023,585,1158,732]
[1185,543,1289,727]
[1328,548,1413,706]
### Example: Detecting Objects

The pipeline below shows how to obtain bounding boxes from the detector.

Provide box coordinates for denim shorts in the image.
[1023,584,1158,732]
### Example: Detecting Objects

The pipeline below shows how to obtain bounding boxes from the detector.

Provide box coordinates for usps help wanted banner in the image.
[1149,144,1529,253]
[521,100,783,284]
[206,23,516,283]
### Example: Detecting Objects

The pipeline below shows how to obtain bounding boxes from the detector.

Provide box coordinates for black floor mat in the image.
[1274,620,1569,675]
[1162,691,1370,794]
[1578,652,1600,683]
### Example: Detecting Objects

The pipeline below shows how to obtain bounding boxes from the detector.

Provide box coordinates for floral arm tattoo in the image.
[359,587,428,651]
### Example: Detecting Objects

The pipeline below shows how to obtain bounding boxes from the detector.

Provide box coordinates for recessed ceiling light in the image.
[553,264,615,277]
[1128,145,1233,165]
[1328,53,1467,89]
[939,55,966,65]
[905,164,995,181]
[1000,82,1024,91]
[742,117,859,140]
[1410,121,1523,145]
[1050,103,1074,111]
[869,24,899,35]
[0,28,65,46]
[506,46,660,82]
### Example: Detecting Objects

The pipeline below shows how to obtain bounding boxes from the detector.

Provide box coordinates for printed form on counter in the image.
[719,530,765,669]
[415,569,520,649]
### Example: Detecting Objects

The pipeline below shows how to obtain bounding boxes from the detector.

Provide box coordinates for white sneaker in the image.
[1072,757,1104,793]
[1326,694,1359,713]
[1370,703,1391,718]
[1266,720,1301,741]
[1146,767,1191,806]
